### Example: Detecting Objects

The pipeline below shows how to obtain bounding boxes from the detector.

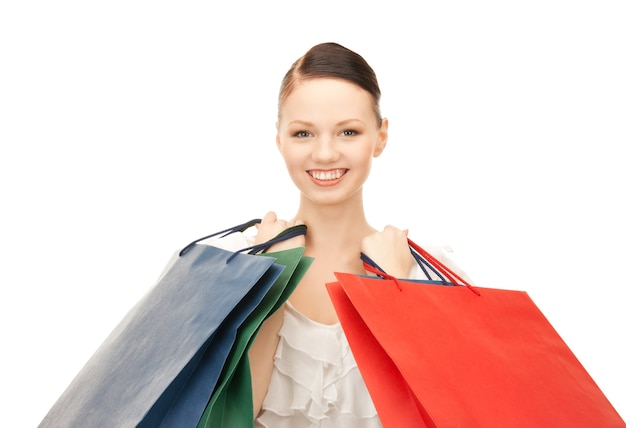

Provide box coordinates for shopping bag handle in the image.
[179,219,262,256]
[361,239,480,295]
[361,249,452,284]
[226,223,308,262]
[406,238,479,295]
[179,219,308,263]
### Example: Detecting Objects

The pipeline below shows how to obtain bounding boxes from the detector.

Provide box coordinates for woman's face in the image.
[276,78,388,207]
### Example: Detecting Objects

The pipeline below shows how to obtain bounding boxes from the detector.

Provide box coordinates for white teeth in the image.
[309,169,346,180]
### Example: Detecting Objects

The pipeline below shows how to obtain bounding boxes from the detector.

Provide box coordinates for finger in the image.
[262,211,277,224]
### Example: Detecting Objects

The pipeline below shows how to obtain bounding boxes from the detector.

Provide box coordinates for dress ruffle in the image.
[254,302,381,428]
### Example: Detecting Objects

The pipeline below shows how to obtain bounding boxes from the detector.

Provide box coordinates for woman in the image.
[249,42,465,427]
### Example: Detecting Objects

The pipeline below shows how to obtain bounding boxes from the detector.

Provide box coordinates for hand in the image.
[254,211,306,252]
[361,225,414,278]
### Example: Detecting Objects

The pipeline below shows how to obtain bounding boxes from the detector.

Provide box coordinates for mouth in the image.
[307,169,348,181]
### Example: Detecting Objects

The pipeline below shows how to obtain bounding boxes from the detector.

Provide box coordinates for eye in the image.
[341,129,359,137]
[293,130,311,138]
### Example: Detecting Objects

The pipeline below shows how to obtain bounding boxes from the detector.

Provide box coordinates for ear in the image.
[373,117,388,158]
[275,121,283,153]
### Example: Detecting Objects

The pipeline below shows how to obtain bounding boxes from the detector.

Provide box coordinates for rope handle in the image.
[179,218,262,256]
[361,238,480,296]
[361,249,451,284]
[179,219,308,263]
[225,224,307,262]
[361,259,405,291]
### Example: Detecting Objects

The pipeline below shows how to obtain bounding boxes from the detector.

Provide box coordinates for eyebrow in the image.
[287,118,365,127]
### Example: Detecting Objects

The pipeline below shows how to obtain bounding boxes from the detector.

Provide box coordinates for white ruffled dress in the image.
[254,301,381,428]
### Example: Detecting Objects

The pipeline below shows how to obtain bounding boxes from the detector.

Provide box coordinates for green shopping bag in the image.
[197,247,313,428]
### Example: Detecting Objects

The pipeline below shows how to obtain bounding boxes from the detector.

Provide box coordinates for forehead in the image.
[280,78,375,121]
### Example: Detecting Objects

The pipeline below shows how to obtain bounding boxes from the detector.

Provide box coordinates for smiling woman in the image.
[244,43,399,427]
[247,42,464,427]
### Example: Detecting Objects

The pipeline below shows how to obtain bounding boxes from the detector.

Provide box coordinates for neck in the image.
[294,192,376,254]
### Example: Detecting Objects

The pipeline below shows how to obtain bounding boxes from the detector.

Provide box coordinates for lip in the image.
[307,168,348,186]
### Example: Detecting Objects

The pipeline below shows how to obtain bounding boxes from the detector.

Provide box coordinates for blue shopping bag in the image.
[39,220,306,428]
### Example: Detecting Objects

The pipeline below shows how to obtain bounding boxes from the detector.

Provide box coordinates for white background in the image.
[1,1,624,426]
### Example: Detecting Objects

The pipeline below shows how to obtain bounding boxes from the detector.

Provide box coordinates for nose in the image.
[311,135,340,163]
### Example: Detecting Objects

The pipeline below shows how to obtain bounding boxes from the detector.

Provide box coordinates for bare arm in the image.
[249,211,305,417]
[248,305,285,418]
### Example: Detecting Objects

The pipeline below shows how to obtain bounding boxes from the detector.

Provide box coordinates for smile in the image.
[307,169,348,181]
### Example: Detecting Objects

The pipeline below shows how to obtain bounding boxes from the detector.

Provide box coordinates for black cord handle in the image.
[360,246,453,285]
[226,224,308,263]
[179,220,307,264]
[179,219,261,256]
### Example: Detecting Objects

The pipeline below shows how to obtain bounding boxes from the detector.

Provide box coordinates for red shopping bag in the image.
[327,239,625,428]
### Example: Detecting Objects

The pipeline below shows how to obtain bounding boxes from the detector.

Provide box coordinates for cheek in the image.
[353,142,377,164]
[280,146,306,170]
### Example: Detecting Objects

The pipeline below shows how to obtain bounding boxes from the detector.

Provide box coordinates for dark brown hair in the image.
[278,42,382,125]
